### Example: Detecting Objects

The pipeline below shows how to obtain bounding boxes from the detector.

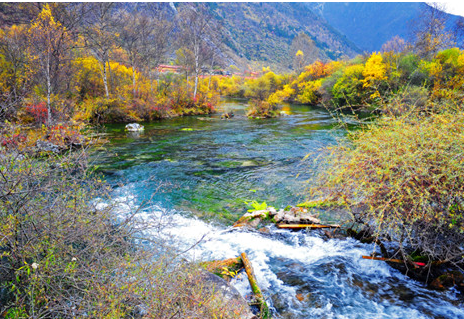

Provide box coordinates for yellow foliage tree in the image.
[28,4,69,125]
[362,52,387,100]
[362,52,387,88]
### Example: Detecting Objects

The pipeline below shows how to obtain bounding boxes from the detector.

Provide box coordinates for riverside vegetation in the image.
[2,2,464,317]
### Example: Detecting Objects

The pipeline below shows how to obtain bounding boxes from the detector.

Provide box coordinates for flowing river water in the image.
[93,100,464,319]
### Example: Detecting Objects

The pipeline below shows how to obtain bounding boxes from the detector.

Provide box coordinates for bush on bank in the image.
[313,103,464,267]
[0,147,239,318]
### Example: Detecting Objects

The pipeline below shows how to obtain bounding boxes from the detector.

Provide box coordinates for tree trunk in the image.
[240,252,269,318]
[194,71,199,99]
[46,53,52,126]
[107,59,113,96]
[208,55,214,90]
[102,60,109,99]
[132,66,137,97]
[193,53,199,99]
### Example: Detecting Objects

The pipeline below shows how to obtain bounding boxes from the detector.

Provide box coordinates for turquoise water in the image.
[93,102,345,224]
[93,100,464,319]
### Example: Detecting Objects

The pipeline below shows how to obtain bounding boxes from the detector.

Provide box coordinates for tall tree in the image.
[290,33,320,73]
[115,5,172,97]
[28,4,70,125]
[81,3,116,99]
[175,47,195,94]
[178,4,217,99]
[0,25,32,120]
[453,17,464,49]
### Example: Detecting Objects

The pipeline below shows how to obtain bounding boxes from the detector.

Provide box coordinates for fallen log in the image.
[277,224,340,229]
[241,252,269,319]
[362,255,426,267]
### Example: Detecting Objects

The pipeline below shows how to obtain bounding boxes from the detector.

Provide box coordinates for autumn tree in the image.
[175,47,195,94]
[411,3,454,58]
[115,5,172,97]
[28,4,70,125]
[0,25,32,120]
[362,52,388,100]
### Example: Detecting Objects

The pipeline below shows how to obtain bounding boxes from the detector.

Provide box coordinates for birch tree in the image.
[81,3,116,99]
[178,5,216,99]
[28,4,69,125]
[115,6,171,97]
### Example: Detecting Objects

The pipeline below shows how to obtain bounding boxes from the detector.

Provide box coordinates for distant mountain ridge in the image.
[307,2,461,53]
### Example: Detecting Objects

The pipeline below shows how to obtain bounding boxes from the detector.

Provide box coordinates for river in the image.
[93,99,464,319]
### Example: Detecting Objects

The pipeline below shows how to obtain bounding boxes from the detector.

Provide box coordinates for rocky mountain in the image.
[184,2,361,71]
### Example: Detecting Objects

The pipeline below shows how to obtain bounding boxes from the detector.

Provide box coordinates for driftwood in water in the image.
[277,224,340,229]
[362,255,426,267]
[241,252,269,319]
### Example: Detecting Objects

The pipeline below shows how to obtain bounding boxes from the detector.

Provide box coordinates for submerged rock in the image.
[221,112,234,119]
[125,123,144,132]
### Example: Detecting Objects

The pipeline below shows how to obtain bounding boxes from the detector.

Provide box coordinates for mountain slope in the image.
[308,2,460,52]
[200,2,361,70]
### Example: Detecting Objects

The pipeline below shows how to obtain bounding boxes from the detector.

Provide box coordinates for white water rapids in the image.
[103,190,464,319]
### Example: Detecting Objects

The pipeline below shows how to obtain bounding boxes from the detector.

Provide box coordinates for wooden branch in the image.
[277,224,340,229]
[362,255,426,267]
[240,252,269,319]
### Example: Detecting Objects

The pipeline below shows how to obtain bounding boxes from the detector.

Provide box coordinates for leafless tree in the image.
[177,4,219,98]
[290,33,320,73]
[0,25,31,120]
[410,3,454,58]
[115,4,172,97]
[81,3,117,99]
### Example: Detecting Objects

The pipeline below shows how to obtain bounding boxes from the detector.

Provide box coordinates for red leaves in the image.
[26,102,48,124]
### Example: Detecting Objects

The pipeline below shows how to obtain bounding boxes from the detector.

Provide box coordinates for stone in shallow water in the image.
[241,160,258,167]
[125,123,144,131]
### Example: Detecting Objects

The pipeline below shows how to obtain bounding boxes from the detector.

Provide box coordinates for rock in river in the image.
[125,123,144,132]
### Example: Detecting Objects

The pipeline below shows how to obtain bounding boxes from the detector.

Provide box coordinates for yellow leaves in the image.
[296,50,304,57]
[29,4,63,37]
[297,79,322,104]
[362,52,387,88]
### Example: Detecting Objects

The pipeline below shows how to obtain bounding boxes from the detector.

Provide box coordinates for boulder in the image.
[429,271,464,291]
[125,123,144,132]
[233,210,269,228]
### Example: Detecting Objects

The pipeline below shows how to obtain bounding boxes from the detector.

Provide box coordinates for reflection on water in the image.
[93,100,464,318]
